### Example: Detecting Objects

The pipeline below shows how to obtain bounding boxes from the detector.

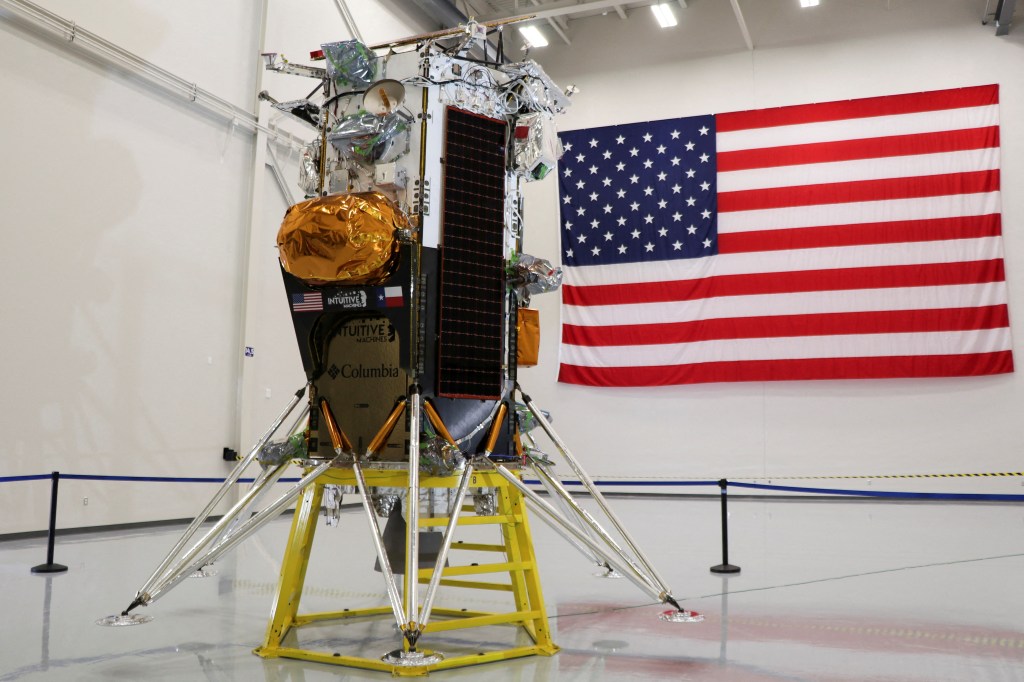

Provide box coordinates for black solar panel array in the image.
[437,107,508,399]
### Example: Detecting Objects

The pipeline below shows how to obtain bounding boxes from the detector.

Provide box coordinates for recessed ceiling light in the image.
[800,0,820,7]
[651,3,678,28]
[518,25,549,48]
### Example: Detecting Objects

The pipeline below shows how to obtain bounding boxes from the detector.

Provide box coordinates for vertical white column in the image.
[236,0,272,459]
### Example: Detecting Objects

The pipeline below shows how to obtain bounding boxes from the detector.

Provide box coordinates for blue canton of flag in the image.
[557,115,717,267]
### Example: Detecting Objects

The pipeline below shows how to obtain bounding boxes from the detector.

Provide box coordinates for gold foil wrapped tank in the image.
[277,192,405,285]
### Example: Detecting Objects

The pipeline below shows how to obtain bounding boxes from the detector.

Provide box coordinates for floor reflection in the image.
[0,497,1021,681]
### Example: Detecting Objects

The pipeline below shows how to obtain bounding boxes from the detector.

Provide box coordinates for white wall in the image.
[2,0,1020,536]
[519,0,1024,494]
[0,0,433,535]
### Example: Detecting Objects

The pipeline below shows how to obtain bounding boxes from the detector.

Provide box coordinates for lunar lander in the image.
[102,18,701,675]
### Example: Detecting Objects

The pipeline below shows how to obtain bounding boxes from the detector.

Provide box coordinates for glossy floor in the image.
[1,497,1022,681]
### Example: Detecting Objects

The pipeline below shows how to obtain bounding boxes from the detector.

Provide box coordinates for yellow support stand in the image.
[254,467,558,676]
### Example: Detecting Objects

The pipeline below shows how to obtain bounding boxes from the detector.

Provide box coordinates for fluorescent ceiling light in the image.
[800,0,820,7]
[518,25,549,48]
[651,3,678,28]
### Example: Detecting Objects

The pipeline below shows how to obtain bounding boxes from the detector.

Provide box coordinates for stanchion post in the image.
[710,478,740,574]
[32,471,68,574]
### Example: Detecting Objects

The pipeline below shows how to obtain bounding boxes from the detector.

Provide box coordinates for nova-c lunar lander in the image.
[101,18,701,675]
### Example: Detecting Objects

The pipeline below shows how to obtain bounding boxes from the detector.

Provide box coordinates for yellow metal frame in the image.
[254,467,558,676]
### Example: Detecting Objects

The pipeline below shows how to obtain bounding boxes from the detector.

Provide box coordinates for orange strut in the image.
[366,398,408,458]
[318,398,353,453]
[482,403,508,456]
[422,400,459,448]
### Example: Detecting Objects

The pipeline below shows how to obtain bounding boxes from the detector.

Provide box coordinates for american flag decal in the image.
[291,292,323,312]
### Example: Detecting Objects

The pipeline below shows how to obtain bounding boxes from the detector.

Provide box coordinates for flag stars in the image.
[589,191,599,201]
[603,204,613,214]
[616,216,627,226]
[589,165,599,174]
[615,162,626,171]
[617,244,628,254]
[602,177,612,187]
[591,246,601,256]
[699,125,709,136]
[602,150,612,160]
[565,220,573,230]
[563,195,572,204]
[658,227,668,237]
[657,171,667,181]
[670,130,681,139]
[629,175,639,184]
[642,133,653,142]
[589,138,599,147]
[701,209,712,219]
[700,181,711,191]
[643,159,653,169]
[616,189,626,199]
[686,169,696,178]
[671,184,682,194]
[656,144,666,154]
[576,180,585,189]
[577,206,586,216]
[576,153,585,163]
[699,153,709,163]
[629,147,639,157]
[644,242,655,252]
[670,157,681,166]
[643,214,654,224]
[563,167,572,177]
[687,224,697,234]
[615,135,625,144]
[604,231,614,241]
[657,199,668,209]
[672,240,683,250]
[565,248,573,258]
[591,219,600,229]
[643,186,654,196]
[685,141,695,151]
[577,233,587,243]
[564,141,573,151]
[630,202,640,211]
[686,196,696,207]
[672,212,683,222]
[703,238,713,248]
[631,229,641,239]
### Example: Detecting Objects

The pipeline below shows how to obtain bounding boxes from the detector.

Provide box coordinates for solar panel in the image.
[437,107,508,399]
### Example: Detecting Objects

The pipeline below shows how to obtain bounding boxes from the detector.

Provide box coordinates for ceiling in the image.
[440,0,1016,48]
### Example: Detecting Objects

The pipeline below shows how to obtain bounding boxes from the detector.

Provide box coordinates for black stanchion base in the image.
[31,563,68,574]
[710,563,740,574]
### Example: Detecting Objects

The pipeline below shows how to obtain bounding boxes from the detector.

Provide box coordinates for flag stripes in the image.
[720,215,1002,253]
[559,353,1014,387]
[563,305,1010,346]
[715,85,997,132]
[718,127,1000,172]
[718,169,999,212]
[563,283,1008,327]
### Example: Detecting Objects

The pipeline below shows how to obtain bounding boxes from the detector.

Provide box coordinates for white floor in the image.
[1,496,1023,681]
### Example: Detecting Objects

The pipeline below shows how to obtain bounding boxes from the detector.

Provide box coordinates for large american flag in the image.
[556,85,1013,386]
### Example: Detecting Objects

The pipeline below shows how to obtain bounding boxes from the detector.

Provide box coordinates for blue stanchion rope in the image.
[0,474,52,483]
[727,480,1024,502]
[3,472,1023,501]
